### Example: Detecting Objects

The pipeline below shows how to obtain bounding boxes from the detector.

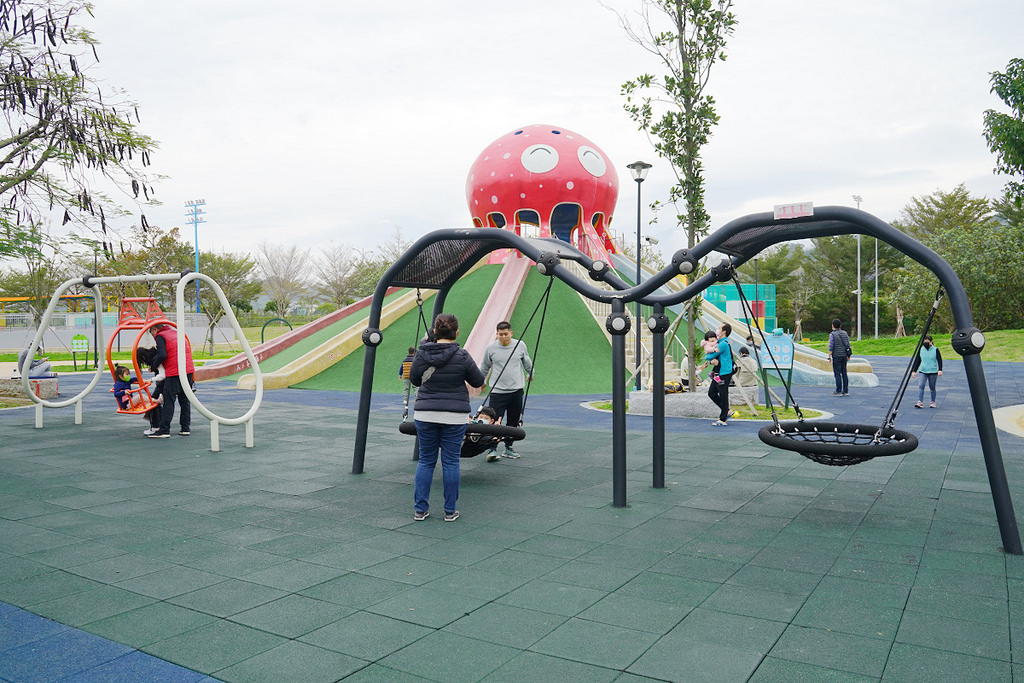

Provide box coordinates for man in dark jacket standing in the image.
[411,313,485,522]
[827,318,852,396]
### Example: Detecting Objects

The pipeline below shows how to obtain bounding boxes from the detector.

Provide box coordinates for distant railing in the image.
[0,312,224,329]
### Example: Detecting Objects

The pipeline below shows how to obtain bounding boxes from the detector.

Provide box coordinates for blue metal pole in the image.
[194,214,200,313]
[185,200,205,314]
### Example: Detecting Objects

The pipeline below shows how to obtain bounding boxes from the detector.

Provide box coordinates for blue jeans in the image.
[832,358,848,394]
[917,373,938,403]
[414,421,466,514]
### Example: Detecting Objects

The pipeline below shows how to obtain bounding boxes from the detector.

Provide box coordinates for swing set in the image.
[105,294,173,415]
[728,269,938,466]
[21,271,263,451]
[351,209,1021,555]
[395,283,546,454]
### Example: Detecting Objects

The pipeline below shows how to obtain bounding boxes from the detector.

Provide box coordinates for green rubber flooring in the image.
[2,359,1024,681]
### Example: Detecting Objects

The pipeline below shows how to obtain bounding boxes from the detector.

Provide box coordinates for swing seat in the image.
[111,385,159,415]
[399,421,526,443]
[758,421,919,466]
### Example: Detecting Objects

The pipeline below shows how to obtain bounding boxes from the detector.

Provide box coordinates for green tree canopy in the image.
[890,187,1022,332]
[983,58,1024,206]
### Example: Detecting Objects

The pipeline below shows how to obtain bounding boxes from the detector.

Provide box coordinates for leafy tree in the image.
[618,0,736,383]
[313,243,359,309]
[889,187,1023,333]
[376,226,412,264]
[96,226,194,307]
[256,242,310,316]
[891,184,994,245]
[0,225,73,325]
[0,0,157,260]
[348,227,414,300]
[983,58,1024,207]
[734,244,804,330]
[195,251,262,353]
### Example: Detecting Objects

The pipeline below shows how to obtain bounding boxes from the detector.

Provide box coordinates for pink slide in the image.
[463,255,531,366]
[194,287,400,381]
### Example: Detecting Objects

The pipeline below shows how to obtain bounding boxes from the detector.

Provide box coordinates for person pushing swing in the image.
[479,321,534,461]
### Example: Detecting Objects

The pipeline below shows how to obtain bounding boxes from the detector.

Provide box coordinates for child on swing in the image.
[112,365,138,410]
[461,406,502,459]
[699,330,724,384]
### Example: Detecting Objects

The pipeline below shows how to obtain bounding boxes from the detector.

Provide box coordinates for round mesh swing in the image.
[758,422,919,467]
[729,270,940,467]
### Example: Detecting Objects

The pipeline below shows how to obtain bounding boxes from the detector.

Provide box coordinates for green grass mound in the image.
[293,265,613,394]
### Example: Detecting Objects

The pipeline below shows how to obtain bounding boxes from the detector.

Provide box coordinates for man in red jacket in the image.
[148,322,196,438]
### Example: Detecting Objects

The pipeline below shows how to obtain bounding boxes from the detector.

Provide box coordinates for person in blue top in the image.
[911,334,943,408]
[705,323,735,426]
[112,365,137,410]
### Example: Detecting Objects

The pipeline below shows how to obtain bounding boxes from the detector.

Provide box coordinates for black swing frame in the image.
[351,209,1021,555]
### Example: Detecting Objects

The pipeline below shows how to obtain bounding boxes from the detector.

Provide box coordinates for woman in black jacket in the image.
[410,313,485,522]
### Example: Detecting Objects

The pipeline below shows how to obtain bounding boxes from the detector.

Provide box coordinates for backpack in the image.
[664,380,685,394]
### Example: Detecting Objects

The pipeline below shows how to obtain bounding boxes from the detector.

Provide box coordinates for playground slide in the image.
[607,252,879,388]
[462,255,531,364]
[234,259,489,391]
[194,288,400,382]
[237,288,437,390]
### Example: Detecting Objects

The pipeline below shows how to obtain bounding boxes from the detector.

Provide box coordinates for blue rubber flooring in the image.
[1,355,1023,681]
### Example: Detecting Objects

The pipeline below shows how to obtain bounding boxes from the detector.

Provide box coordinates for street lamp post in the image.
[627,161,652,391]
[852,195,863,341]
[874,236,879,339]
[184,200,206,314]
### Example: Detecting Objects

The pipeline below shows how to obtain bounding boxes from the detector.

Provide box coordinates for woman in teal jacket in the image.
[911,334,943,408]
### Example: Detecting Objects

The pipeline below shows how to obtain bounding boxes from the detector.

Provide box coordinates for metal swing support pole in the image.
[610,298,628,508]
[651,303,666,489]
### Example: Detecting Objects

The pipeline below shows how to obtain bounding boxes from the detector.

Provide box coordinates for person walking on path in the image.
[828,318,852,396]
[148,323,195,438]
[411,313,485,522]
[706,323,735,426]
[911,334,943,408]
[479,321,533,461]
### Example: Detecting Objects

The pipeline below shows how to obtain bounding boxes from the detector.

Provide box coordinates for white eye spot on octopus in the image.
[577,146,607,177]
[521,144,559,173]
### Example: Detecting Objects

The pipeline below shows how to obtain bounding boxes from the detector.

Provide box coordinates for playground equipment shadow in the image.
[1,356,1024,681]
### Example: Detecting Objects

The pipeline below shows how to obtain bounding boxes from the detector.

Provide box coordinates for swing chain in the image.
[480,277,554,426]
[881,285,945,431]
[729,267,803,425]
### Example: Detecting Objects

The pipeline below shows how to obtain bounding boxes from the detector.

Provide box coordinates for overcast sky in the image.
[80,0,1022,259]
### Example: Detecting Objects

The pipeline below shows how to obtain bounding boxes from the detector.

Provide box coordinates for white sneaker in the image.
[143,428,158,436]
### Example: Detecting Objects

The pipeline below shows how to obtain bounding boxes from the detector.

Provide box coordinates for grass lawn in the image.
[801,329,1024,363]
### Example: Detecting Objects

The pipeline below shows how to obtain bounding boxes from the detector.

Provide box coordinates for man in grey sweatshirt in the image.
[479,321,534,460]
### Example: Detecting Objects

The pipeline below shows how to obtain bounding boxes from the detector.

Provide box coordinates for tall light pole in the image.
[874,233,879,339]
[184,199,206,314]
[627,161,652,391]
[852,194,862,341]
